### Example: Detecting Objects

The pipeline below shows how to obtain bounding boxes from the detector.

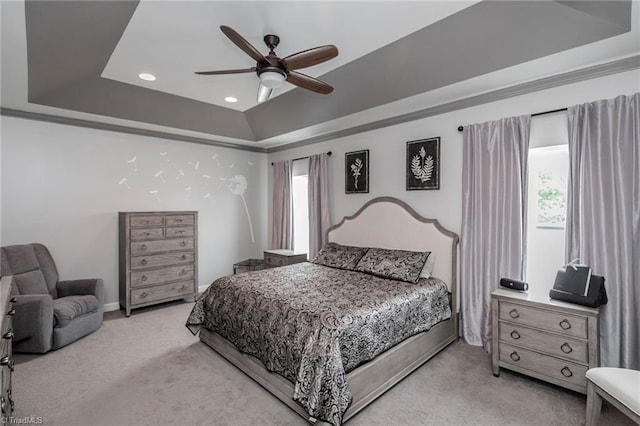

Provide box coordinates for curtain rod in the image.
[457,107,568,132]
[271,151,332,166]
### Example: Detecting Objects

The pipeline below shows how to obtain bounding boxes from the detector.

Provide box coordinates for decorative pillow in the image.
[420,252,435,279]
[312,242,369,270]
[355,248,431,283]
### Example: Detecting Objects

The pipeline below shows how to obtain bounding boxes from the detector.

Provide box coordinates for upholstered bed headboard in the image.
[326,197,459,296]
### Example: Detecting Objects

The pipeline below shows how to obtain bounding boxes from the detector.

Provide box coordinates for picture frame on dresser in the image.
[118,211,198,316]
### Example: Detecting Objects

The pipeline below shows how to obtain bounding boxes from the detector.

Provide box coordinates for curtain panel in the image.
[461,115,531,350]
[272,160,293,250]
[566,93,640,369]
[308,153,331,260]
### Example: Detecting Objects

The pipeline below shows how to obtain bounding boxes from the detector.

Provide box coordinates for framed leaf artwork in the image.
[406,137,440,190]
[345,150,369,194]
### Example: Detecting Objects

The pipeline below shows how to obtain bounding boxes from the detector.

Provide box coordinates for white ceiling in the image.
[102,1,477,111]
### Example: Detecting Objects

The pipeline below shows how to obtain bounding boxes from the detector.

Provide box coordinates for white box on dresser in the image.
[491,288,599,394]
[119,211,198,316]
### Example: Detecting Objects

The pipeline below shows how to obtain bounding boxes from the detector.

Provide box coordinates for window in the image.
[291,159,309,256]
[526,114,569,294]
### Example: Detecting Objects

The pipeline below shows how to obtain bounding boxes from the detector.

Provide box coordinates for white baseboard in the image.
[103,302,120,312]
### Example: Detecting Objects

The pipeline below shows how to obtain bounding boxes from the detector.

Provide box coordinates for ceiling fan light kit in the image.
[259,71,285,89]
[196,25,338,103]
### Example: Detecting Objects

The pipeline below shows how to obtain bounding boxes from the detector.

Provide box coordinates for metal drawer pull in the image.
[560,343,573,354]
[145,232,150,236]
[2,330,13,340]
[509,309,519,319]
[6,309,15,316]
[140,244,147,251]
[178,230,185,234]
[0,355,14,371]
[180,269,187,275]
[140,259,148,265]
[510,351,520,361]
[140,292,148,298]
[177,219,183,222]
[141,275,147,281]
[1,396,5,415]
[510,330,521,340]
[180,284,187,290]
[561,366,573,377]
[9,297,16,303]
[180,241,187,246]
[559,319,571,330]
[180,255,187,260]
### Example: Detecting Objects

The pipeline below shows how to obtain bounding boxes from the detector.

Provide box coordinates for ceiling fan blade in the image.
[195,68,256,75]
[282,45,338,71]
[220,25,267,64]
[257,84,273,103]
[286,71,334,95]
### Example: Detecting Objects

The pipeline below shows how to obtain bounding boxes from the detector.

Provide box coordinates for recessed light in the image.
[224,96,238,103]
[138,73,156,81]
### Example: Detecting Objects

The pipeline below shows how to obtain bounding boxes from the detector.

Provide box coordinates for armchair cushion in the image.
[57,278,104,301]
[14,269,49,295]
[53,295,100,328]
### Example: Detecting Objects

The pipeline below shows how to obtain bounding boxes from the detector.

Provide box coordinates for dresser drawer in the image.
[130,228,163,241]
[130,238,194,255]
[499,302,587,339]
[499,321,588,364]
[165,215,194,226]
[500,343,588,388]
[130,215,163,227]
[130,280,194,305]
[264,253,286,267]
[130,252,195,270]
[130,264,194,287]
[165,227,194,238]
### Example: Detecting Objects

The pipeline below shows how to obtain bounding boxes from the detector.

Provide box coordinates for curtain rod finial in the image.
[457,126,464,132]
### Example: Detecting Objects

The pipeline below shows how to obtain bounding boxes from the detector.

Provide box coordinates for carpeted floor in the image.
[13,301,632,426]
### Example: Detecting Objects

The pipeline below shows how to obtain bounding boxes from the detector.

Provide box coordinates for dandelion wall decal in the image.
[185,186,192,198]
[149,189,160,201]
[127,156,138,172]
[176,169,185,180]
[229,163,235,169]
[159,152,170,163]
[229,174,255,243]
[211,154,220,167]
[202,174,211,185]
[118,178,131,189]
[154,171,166,183]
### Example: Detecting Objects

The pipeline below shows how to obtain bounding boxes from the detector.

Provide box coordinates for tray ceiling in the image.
[1,1,638,149]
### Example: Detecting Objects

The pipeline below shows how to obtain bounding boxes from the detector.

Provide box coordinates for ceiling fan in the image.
[196,26,339,103]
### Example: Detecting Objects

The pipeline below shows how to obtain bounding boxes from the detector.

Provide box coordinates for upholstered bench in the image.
[586,367,640,425]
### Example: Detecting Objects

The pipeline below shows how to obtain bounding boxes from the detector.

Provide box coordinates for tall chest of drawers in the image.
[491,288,599,394]
[119,211,198,316]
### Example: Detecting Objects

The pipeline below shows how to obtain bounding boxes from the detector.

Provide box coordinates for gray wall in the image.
[0,116,268,309]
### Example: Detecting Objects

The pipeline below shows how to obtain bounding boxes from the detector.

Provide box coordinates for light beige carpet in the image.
[13,301,632,426]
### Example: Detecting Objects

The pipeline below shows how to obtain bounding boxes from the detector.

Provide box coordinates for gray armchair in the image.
[0,243,103,353]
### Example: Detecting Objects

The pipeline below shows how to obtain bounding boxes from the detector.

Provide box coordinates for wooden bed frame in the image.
[199,197,460,424]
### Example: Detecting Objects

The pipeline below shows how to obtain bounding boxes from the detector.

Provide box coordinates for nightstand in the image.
[491,288,599,394]
[264,249,307,268]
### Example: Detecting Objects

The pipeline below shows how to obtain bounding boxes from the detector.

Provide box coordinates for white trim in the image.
[103,302,120,312]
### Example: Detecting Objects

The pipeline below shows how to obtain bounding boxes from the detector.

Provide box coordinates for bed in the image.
[186,197,459,425]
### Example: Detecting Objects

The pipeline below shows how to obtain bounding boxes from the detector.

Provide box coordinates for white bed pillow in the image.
[420,252,435,279]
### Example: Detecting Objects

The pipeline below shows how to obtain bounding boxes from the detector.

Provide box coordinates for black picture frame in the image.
[345,150,369,194]
[406,137,440,190]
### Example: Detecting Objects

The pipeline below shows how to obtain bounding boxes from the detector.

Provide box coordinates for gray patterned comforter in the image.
[186,262,451,425]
